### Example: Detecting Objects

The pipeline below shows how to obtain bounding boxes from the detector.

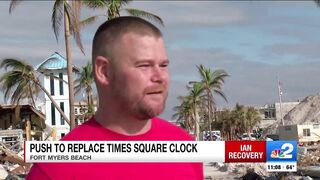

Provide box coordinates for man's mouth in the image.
[146,90,163,95]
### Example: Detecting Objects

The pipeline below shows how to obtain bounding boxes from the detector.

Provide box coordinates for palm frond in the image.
[125,8,164,26]
[51,0,64,41]
[64,1,85,54]
[80,15,101,28]
[0,71,37,104]
[119,0,132,6]
[81,0,107,8]
[74,63,94,107]
[214,90,228,103]
[0,59,33,71]
[9,0,23,14]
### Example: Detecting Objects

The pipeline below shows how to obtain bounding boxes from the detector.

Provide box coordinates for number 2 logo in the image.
[280,143,293,159]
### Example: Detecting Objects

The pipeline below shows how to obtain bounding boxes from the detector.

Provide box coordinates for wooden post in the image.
[52,128,57,141]
[25,118,31,141]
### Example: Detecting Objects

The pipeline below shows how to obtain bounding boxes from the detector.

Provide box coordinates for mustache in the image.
[144,86,166,94]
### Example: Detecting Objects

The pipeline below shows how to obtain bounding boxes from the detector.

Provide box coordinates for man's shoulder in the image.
[152,117,194,140]
[62,118,100,140]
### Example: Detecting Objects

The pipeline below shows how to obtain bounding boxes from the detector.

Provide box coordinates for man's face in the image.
[109,32,169,120]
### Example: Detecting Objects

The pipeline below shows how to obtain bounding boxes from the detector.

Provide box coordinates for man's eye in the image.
[160,63,168,68]
[138,64,150,68]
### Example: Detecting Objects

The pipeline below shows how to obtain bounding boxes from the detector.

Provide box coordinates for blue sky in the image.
[0,1,320,120]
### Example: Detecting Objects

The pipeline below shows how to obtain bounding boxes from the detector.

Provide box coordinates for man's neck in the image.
[94,108,152,136]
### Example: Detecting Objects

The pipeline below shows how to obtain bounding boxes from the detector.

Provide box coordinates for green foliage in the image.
[215,104,261,140]
[81,0,164,27]
[52,1,84,54]
[173,64,229,140]
[74,62,95,116]
[0,59,40,106]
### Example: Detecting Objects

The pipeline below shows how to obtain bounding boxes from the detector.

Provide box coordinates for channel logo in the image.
[266,141,297,162]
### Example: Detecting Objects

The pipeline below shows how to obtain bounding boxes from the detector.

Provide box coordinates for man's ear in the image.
[94,56,110,86]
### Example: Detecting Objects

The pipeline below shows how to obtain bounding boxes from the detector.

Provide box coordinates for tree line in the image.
[172,65,261,140]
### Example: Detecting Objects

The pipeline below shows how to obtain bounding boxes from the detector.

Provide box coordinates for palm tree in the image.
[187,83,204,140]
[172,96,194,133]
[81,0,164,26]
[232,103,247,138]
[0,59,69,125]
[215,109,233,140]
[9,1,84,130]
[74,62,95,118]
[173,83,204,140]
[194,64,229,140]
[0,59,39,107]
[246,107,261,138]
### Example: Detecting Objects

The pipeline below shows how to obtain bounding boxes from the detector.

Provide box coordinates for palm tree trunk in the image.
[64,5,76,130]
[33,78,70,125]
[207,91,212,140]
[87,88,94,113]
[14,105,21,126]
[193,104,200,141]
[207,90,215,140]
[28,83,36,108]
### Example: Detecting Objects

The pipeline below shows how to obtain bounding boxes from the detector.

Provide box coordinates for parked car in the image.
[264,134,279,141]
[202,131,222,141]
[241,133,256,140]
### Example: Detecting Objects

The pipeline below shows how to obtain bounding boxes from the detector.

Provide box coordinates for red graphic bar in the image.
[225,141,266,162]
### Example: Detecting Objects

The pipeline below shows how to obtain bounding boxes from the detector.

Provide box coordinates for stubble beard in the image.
[111,84,168,120]
[132,92,168,120]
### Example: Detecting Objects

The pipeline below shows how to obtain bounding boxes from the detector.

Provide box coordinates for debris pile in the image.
[296,145,320,178]
[298,146,320,167]
[205,160,320,179]
[0,141,31,179]
[284,93,320,125]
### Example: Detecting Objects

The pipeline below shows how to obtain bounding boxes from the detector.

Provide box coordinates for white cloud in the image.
[130,1,249,26]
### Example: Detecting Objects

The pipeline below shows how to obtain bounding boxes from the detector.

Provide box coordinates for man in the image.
[27,16,204,179]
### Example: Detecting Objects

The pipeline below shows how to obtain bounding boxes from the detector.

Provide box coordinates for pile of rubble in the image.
[297,145,320,178]
[284,93,320,125]
[0,124,57,179]
[298,146,320,167]
[205,161,320,180]
[0,141,31,179]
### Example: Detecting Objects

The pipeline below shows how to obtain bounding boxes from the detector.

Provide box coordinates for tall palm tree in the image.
[0,59,70,125]
[194,64,229,140]
[9,1,84,130]
[74,62,95,117]
[81,0,164,26]
[187,83,204,140]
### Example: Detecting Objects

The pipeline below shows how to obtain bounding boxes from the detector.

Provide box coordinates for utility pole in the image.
[278,79,284,126]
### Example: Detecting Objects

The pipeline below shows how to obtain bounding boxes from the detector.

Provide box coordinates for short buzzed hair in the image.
[92,16,162,61]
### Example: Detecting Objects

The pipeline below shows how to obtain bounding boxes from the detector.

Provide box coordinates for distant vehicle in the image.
[202,130,221,141]
[264,134,279,141]
[241,133,256,140]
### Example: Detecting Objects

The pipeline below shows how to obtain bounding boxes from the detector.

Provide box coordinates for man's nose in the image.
[151,66,166,83]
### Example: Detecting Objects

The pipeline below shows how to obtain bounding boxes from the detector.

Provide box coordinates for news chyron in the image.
[266,141,297,172]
